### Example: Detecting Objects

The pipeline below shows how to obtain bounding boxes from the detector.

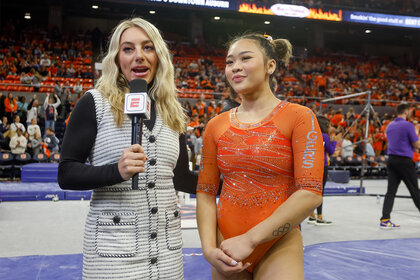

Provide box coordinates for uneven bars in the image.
[321,91,370,103]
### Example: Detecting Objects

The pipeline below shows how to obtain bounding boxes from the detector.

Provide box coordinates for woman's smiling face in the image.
[118,26,158,83]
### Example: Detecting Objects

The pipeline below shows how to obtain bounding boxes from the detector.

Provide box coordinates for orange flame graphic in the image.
[307,8,342,21]
[238,3,275,15]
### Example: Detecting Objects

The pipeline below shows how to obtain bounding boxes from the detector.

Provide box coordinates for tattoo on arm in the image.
[272,223,291,237]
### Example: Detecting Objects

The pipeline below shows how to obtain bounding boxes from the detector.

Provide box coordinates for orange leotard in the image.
[197,101,324,272]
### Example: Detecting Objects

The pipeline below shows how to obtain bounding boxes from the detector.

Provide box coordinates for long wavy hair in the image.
[95,17,186,132]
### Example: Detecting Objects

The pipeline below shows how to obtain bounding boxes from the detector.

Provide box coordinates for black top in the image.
[58,92,197,194]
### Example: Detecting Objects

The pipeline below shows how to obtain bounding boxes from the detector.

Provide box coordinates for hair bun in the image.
[273,39,292,66]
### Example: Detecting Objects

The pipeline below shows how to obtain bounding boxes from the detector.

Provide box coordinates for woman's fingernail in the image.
[231,260,238,266]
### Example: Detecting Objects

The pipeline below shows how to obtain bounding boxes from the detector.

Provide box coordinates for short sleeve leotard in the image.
[197,101,324,272]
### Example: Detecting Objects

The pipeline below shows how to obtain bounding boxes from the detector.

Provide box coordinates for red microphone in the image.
[124,79,151,190]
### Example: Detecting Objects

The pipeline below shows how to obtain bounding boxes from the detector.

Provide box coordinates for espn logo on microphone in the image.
[124,92,151,119]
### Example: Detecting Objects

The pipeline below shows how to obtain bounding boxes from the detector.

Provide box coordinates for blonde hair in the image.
[227,33,292,93]
[95,17,186,132]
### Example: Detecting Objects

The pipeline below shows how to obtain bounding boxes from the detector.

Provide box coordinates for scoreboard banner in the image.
[138,0,420,29]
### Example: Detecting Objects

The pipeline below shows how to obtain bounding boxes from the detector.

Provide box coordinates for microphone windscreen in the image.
[129,79,147,93]
[125,79,151,120]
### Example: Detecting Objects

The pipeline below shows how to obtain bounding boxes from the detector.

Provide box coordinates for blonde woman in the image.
[58,18,197,279]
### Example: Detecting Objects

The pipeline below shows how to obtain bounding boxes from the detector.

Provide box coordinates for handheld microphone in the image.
[124,79,151,190]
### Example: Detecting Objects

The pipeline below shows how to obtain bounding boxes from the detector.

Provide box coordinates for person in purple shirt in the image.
[381,103,420,229]
[308,115,338,225]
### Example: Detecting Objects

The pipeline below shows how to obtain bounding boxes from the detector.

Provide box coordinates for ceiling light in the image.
[365,29,371,33]
[92,5,99,9]
[149,10,156,14]
[214,16,220,20]
[264,21,270,24]
[24,13,31,19]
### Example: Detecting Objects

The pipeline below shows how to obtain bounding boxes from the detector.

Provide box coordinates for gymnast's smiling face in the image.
[225,39,274,97]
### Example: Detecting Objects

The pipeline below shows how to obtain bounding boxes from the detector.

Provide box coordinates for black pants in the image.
[316,167,328,215]
[381,155,420,220]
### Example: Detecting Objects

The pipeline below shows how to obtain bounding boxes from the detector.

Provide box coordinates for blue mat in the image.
[0,249,208,280]
[1,239,419,279]
[304,238,420,280]
[324,182,365,195]
[0,182,91,201]
[21,163,58,183]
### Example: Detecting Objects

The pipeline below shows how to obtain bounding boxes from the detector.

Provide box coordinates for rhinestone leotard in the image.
[197,101,324,272]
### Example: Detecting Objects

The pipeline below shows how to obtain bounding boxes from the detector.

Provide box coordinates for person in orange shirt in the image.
[4,92,17,121]
[330,108,344,128]
[194,95,206,117]
[196,33,323,279]
[188,114,200,129]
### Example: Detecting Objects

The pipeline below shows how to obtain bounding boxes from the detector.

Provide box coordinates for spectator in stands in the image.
[0,129,8,150]
[4,92,17,121]
[185,126,195,155]
[61,92,73,119]
[380,103,420,229]
[194,95,206,117]
[43,127,59,153]
[194,127,203,171]
[67,63,76,76]
[10,115,26,136]
[43,93,61,135]
[57,64,68,77]
[16,96,28,125]
[73,66,84,78]
[57,17,197,279]
[26,95,40,128]
[20,73,32,85]
[27,118,41,141]
[73,80,83,96]
[23,131,31,153]
[183,101,193,117]
[197,33,323,279]
[0,116,10,134]
[366,137,375,157]
[60,81,72,119]
[341,133,354,158]
[30,68,42,92]
[53,80,62,96]
[0,116,10,150]
[30,131,42,155]
[9,128,27,155]
[40,54,51,67]
[48,63,58,77]
[188,113,200,129]
[60,50,67,61]
[331,108,344,128]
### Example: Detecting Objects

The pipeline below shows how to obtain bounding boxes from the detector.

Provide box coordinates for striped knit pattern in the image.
[82,90,183,279]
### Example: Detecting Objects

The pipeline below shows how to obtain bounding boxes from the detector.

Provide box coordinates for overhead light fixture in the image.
[149,10,156,14]
[214,16,220,20]
[92,5,99,9]
[24,13,31,19]
[264,21,270,24]
[365,29,371,33]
